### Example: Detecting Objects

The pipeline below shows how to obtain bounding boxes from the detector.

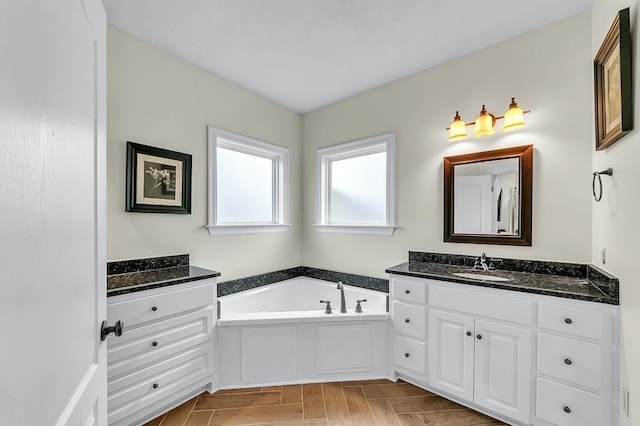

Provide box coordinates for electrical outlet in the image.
[622,386,630,418]
[601,248,607,265]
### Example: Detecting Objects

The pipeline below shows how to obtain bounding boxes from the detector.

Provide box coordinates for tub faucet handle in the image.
[355,299,367,313]
[319,300,332,314]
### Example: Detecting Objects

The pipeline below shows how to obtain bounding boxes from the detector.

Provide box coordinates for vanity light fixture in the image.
[446,98,531,141]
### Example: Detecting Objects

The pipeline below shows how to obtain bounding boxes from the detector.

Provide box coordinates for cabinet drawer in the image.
[392,301,426,340]
[108,281,214,328]
[391,278,426,304]
[537,333,602,391]
[538,302,603,341]
[108,308,214,379]
[108,344,213,425]
[536,377,601,426]
[429,284,532,325]
[392,335,426,375]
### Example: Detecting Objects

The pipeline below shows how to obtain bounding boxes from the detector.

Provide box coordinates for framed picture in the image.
[125,141,192,214]
[594,7,632,151]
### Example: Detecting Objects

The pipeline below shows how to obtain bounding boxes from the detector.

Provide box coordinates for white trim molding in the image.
[207,126,290,236]
[315,132,396,235]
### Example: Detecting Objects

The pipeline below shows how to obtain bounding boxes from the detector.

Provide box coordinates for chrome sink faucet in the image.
[473,253,502,271]
[474,253,490,271]
[336,281,347,313]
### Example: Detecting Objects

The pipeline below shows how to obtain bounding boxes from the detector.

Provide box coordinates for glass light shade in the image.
[473,105,495,137]
[448,112,468,141]
[502,98,526,132]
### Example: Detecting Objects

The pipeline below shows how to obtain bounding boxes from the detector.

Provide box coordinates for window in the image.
[207,126,289,235]
[315,133,396,235]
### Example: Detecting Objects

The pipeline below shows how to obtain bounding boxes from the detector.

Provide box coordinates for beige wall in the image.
[301,12,593,278]
[107,28,302,280]
[591,2,640,425]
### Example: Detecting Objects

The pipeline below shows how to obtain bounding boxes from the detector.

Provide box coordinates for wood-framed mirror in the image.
[444,145,533,246]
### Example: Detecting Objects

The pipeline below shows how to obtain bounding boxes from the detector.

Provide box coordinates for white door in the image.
[474,320,531,424]
[454,175,493,234]
[428,309,475,402]
[0,0,107,425]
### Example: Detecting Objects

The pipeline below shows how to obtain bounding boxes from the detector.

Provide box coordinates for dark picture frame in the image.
[594,7,632,151]
[444,145,533,246]
[125,141,192,214]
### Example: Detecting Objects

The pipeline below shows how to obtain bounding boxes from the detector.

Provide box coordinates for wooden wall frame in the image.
[444,145,533,246]
[594,7,633,151]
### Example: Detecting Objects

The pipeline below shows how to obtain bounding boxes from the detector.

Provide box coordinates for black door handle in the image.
[100,320,124,341]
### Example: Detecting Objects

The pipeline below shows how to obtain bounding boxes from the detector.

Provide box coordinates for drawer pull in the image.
[564,358,572,365]
[152,341,158,347]
[152,383,159,389]
[466,331,472,336]
[405,289,410,294]
[404,352,410,358]
[405,318,410,323]
[563,406,571,414]
[476,334,482,340]
[151,306,158,312]
[564,318,572,324]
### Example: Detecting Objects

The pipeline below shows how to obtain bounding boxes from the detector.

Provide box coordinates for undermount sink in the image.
[452,272,512,282]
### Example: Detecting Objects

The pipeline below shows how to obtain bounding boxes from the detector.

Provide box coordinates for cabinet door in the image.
[428,309,474,402]
[474,320,531,424]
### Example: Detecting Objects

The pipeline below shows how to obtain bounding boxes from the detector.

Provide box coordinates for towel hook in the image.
[592,168,613,202]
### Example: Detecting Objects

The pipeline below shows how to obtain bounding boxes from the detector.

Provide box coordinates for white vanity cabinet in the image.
[106,279,217,426]
[389,276,428,382]
[534,301,616,426]
[428,283,532,424]
[388,274,619,426]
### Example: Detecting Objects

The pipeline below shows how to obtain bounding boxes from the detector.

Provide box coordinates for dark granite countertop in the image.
[386,257,618,305]
[107,265,220,297]
[106,254,220,297]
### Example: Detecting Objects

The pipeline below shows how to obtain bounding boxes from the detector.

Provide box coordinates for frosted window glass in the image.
[330,152,386,224]
[217,147,274,222]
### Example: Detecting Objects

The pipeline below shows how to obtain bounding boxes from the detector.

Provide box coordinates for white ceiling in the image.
[103,0,592,114]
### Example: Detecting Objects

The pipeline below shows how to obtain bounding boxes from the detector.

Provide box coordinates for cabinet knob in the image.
[476,334,482,340]
[466,331,472,336]
[405,289,410,294]
[404,352,410,358]
[152,341,158,347]
[564,318,572,324]
[563,406,571,414]
[100,320,124,341]
[564,358,572,365]
[152,383,159,389]
[151,306,158,312]
[405,318,410,323]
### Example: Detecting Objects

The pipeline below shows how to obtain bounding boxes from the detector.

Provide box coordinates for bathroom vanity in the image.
[387,252,619,426]
[105,255,220,426]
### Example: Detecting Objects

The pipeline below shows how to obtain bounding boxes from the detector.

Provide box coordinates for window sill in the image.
[313,224,396,236]
[207,223,291,236]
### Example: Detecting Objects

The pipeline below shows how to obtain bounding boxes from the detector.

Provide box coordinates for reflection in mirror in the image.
[444,145,532,246]
[453,158,519,235]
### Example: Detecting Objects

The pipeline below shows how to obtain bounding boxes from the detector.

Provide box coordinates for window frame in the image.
[207,126,290,236]
[315,132,396,235]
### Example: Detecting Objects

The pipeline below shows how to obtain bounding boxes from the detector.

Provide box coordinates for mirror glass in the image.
[453,158,519,235]
[444,145,532,246]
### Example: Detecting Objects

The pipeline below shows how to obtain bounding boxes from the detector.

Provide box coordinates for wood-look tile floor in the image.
[144,379,507,426]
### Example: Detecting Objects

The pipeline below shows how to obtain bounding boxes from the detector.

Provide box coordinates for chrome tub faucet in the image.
[337,281,347,313]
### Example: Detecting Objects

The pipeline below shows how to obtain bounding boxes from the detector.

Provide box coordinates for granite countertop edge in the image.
[107,266,221,297]
[386,261,618,305]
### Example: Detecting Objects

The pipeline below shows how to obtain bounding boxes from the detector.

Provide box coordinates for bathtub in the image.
[216,277,390,387]
[218,277,388,325]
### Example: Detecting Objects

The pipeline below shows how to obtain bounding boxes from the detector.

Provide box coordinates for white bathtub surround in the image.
[217,278,389,387]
